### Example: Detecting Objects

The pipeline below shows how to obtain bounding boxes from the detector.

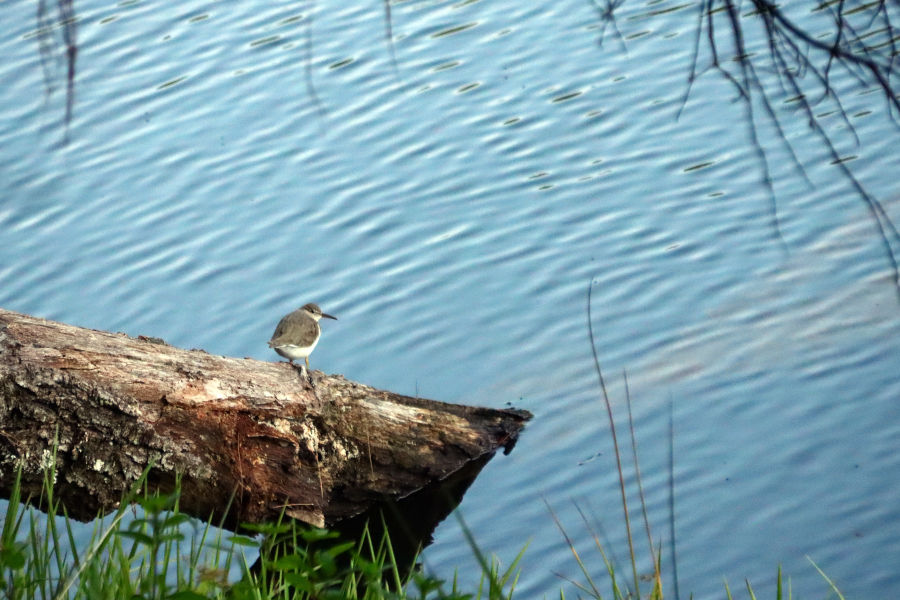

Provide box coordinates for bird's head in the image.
[302,303,337,321]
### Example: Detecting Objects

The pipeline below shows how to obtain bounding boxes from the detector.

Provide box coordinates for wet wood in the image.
[0,308,530,529]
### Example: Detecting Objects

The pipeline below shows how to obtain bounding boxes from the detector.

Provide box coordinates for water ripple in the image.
[2,0,899,597]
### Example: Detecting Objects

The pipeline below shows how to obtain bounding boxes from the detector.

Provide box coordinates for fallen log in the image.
[0,308,531,531]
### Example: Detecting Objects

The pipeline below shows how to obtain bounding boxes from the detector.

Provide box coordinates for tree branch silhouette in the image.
[659,0,900,297]
[36,0,76,143]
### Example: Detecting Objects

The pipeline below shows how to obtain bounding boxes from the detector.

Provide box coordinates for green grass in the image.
[0,443,850,600]
[0,456,526,600]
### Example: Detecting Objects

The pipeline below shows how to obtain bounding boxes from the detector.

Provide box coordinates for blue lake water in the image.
[2,0,900,597]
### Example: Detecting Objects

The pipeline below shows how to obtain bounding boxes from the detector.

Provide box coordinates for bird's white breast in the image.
[272,338,318,360]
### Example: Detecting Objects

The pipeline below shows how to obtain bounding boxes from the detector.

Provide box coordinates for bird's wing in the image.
[269,311,318,346]
[268,313,294,346]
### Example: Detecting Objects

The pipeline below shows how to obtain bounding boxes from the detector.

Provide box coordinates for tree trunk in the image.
[0,308,530,530]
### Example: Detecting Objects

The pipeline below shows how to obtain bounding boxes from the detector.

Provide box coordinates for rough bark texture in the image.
[0,308,530,530]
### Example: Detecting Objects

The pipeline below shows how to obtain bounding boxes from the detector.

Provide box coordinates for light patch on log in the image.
[270,417,294,437]
[40,449,57,484]
[176,379,235,405]
[286,506,325,528]
[330,437,358,462]
[297,419,320,455]
[360,398,426,424]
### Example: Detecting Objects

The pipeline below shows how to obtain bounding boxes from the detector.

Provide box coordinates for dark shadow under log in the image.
[0,308,531,532]
[250,452,496,588]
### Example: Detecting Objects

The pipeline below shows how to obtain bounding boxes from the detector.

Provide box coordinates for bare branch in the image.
[665,1,900,296]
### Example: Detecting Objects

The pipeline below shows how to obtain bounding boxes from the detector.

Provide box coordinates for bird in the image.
[268,303,336,378]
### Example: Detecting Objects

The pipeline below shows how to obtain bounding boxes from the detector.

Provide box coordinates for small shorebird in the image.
[268,303,336,378]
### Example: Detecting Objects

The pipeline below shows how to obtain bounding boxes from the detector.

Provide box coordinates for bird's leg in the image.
[285,356,309,382]
[304,357,312,383]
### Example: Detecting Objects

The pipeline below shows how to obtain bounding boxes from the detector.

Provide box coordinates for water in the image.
[2,0,900,597]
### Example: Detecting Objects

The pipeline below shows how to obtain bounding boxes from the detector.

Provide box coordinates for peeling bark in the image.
[0,308,530,530]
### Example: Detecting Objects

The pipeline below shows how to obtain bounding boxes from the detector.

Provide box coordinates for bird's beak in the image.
[322,312,337,320]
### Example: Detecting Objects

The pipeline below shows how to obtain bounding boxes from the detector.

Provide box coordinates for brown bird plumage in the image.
[268,303,336,375]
